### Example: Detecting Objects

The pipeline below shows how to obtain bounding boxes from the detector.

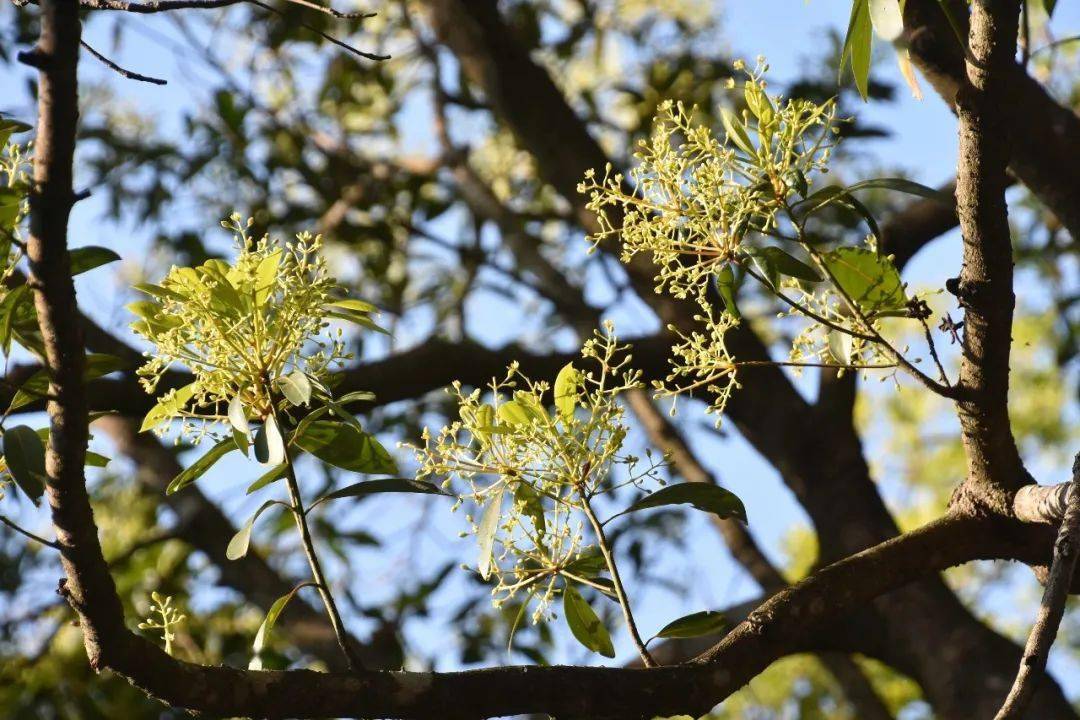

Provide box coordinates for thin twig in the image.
[576,478,656,668]
[80,40,167,85]
[277,409,363,671]
[0,514,61,549]
[995,453,1080,720]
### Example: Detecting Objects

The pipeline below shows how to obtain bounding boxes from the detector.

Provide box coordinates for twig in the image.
[0,514,61,549]
[79,0,374,19]
[80,40,167,85]
[994,453,1080,720]
[277,409,364,671]
[75,0,387,61]
[575,478,656,668]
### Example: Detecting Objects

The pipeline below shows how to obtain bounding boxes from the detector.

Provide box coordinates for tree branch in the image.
[949,0,1028,514]
[996,454,1080,720]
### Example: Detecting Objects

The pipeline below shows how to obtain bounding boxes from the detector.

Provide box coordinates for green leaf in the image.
[246,463,287,494]
[477,488,504,580]
[254,415,285,466]
[0,285,30,355]
[312,478,451,509]
[841,0,872,100]
[3,425,46,505]
[562,585,615,658]
[751,251,779,291]
[655,610,727,639]
[276,371,312,407]
[227,500,280,560]
[140,383,196,433]
[250,582,312,669]
[553,362,581,422]
[326,298,377,314]
[336,390,376,405]
[228,395,250,452]
[714,265,741,320]
[254,248,282,306]
[821,247,908,315]
[869,0,903,41]
[292,420,398,475]
[720,108,756,156]
[497,400,530,426]
[513,482,545,535]
[133,283,185,303]
[9,354,128,412]
[622,482,747,523]
[84,451,111,468]
[1043,0,1057,18]
[167,436,236,494]
[752,247,821,283]
[847,177,952,204]
[69,246,121,276]
[0,116,32,148]
[326,309,391,335]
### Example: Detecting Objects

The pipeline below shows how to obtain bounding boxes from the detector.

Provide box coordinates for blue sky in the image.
[1,0,1079,708]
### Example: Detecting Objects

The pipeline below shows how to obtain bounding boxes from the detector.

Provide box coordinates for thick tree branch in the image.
[903,0,1080,240]
[949,0,1028,514]
[996,454,1080,720]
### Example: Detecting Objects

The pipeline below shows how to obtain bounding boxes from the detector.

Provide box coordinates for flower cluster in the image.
[413,325,665,623]
[577,58,839,302]
[131,215,375,440]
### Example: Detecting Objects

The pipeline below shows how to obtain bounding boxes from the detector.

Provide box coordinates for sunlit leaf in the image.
[621,482,747,523]
[655,610,727,639]
[227,500,281,560]
[563,585,615,658]
[477,488,504,580]
[167,436,237,494]
[293,420,397,475]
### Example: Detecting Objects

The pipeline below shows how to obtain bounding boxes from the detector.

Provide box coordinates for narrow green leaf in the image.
[622,482,747,523]
[84,451,111,468]
[9,354,127,412]
[133,283,185,303]
[140,384,196,433]
[336,390,376,405]
[254,248,282,306]
[253,415,285,466]
[720,107,756,156]
[713,266,741,320]
[553,362,581,422]
[292,420,397,475]
[1044,0,1058,18]
[752,247,821,283]
[246,463,287,495]
[326,298,377,314]
[477,488,504,580]
[497,400,530,426]
[312,478,451,509]
[841,0,872,100]
[3,425,46,505]
[563,585,615,658]
[846,177,953,204]
[227,500,280,560]
[655,610,727,639]
[250,582,313,669]
[69,246,121,276]
[167,436,236,494]
[0,285,30,355]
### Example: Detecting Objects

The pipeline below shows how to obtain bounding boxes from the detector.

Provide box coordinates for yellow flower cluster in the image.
[413,325,665,622]
[131,216,366,438]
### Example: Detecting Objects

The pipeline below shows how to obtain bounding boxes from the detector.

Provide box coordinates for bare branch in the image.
[80,39,167,84]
